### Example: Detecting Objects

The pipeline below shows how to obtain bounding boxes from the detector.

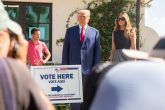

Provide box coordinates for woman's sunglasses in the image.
[117,17,125,21]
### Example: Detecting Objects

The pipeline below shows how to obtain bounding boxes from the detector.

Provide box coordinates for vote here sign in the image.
[30,65,83,104]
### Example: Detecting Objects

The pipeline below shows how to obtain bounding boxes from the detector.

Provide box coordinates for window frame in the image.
[3,1,52,60]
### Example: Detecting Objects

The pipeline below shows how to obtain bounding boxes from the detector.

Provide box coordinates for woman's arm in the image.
[130,29,136,50]
[110,32,116,60]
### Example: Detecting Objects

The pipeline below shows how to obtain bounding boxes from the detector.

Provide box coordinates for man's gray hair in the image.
[78,9,90,16]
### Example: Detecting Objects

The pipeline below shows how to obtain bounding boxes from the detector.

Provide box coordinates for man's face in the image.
[0,28,10,57]
[32,30,40,41]
[77,12,90,26]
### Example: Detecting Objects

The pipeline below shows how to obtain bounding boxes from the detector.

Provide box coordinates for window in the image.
[3,1,52,60]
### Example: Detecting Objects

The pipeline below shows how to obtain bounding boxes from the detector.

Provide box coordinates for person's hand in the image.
[39,60,47,65]
[32,60,46,66]
[8,34,28,64]
[16,34,28,64]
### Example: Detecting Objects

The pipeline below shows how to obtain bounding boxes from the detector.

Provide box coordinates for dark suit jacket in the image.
[62,25,100,75]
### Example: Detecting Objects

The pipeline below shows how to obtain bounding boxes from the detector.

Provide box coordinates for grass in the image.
[54,104,71,110]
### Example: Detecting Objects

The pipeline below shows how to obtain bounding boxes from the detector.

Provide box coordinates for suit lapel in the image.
[75,25,81,44]
[84,26,90,42]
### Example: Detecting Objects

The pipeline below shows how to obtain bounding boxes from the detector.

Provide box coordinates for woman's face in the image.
[0,28,10,57]
[117,15,126,27]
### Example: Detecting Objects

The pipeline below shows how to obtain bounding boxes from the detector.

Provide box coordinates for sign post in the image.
[30,65,83,104]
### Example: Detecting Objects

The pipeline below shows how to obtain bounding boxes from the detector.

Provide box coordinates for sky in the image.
[145,0,165,36]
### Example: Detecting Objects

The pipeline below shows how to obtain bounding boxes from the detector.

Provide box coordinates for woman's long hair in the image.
[114,12,132,38]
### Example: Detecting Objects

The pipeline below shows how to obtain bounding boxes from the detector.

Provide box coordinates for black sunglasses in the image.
[117,17,125,21]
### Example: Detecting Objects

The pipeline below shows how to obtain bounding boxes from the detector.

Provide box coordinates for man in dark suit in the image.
[62,9,100,75]
[62,9,100,110]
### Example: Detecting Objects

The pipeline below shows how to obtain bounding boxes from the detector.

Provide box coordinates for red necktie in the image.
[80,26,85,43]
